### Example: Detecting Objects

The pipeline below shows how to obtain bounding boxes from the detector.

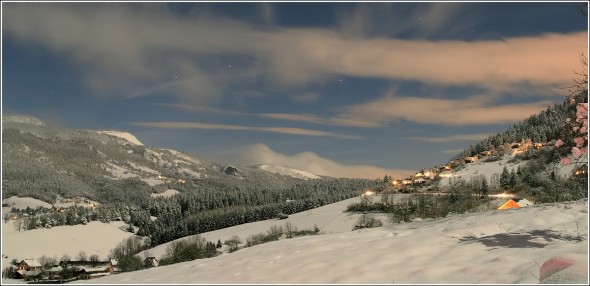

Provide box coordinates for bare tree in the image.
[566,53,588,97]
[76,251,88,261]
[224,235,242,253]
[283,221,297,238]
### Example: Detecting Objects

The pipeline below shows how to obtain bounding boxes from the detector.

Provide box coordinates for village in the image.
[4,256,159,283]
[381,139,558,192]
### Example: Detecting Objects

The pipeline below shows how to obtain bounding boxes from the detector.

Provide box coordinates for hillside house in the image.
[465,155,479,164]
[110,259,121,273]
[390,179,402,186]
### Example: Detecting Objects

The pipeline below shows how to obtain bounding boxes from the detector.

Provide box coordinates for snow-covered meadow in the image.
[1,192,588,284]
[76,198,587,284]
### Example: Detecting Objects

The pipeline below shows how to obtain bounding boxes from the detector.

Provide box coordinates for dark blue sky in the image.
[2,2,588,178]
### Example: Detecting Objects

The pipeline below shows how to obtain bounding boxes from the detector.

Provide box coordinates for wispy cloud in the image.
[158,103,377,127]
[337,2,473,38]
[126,121,360,139]
[160,93,553,127]
[231,143,414,179]
[3,3,585,103]
[334,91,555,126]
[406,133,492,143]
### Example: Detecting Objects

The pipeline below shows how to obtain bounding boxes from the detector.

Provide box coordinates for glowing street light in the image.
[361,190,375,206]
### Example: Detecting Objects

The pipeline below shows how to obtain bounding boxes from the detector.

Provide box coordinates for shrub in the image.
[353,214,383,230]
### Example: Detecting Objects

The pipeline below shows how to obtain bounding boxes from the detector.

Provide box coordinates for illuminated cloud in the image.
[234,143,414,179]
[3,3,586,103]
[334,92,555,126]
[127,121,360,139]
[406,133,492,143]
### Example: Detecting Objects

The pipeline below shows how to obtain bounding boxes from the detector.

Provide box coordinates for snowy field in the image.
[78,199,587,284]
[1,196,135,282]
[2,194,587,284]
[136,196,391,260]
[1,220,134,266]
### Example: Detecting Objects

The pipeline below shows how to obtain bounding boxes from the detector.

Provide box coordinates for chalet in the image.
[465,155,479,164]
[18,259,42,272]
[402,178,412,185]
[110,259,121,273]
[533,142,544,149]
[422,169,436,178]
[480,150,494,157]
[391,179,402,186]
[144,257,159,268]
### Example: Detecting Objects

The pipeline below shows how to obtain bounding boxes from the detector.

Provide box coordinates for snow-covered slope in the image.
[136,196,387,260]
[1,220,134,264]
[255,164,321,179]
[440,155,528,187]
[76,199,588,284]
[95,130,143,145]
[2,196,52,211]
[440,154,587,187]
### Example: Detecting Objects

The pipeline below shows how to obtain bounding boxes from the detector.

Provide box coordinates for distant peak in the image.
[95,130,143,145]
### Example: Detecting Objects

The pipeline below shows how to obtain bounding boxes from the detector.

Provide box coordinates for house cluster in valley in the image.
[5,257,159,282]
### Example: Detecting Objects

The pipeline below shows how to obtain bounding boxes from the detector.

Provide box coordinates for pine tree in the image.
[509,169,517,188]
[500,166,510,190]
[481,178,489,197]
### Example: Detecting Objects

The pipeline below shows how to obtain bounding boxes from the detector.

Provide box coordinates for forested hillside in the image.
[1,115,378,249]
[450,93,587,164]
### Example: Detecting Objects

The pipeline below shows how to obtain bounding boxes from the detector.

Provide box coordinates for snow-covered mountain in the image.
[1,114,318,205]
[254,164,321,180]
[95,130,144,146]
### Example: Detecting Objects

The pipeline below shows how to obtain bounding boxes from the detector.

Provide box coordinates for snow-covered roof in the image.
[21,259,42,268]
[516,198,534,207]
[49,266,63,272]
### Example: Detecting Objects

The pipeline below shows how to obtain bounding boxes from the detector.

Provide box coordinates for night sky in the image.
[2,2,588,179]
